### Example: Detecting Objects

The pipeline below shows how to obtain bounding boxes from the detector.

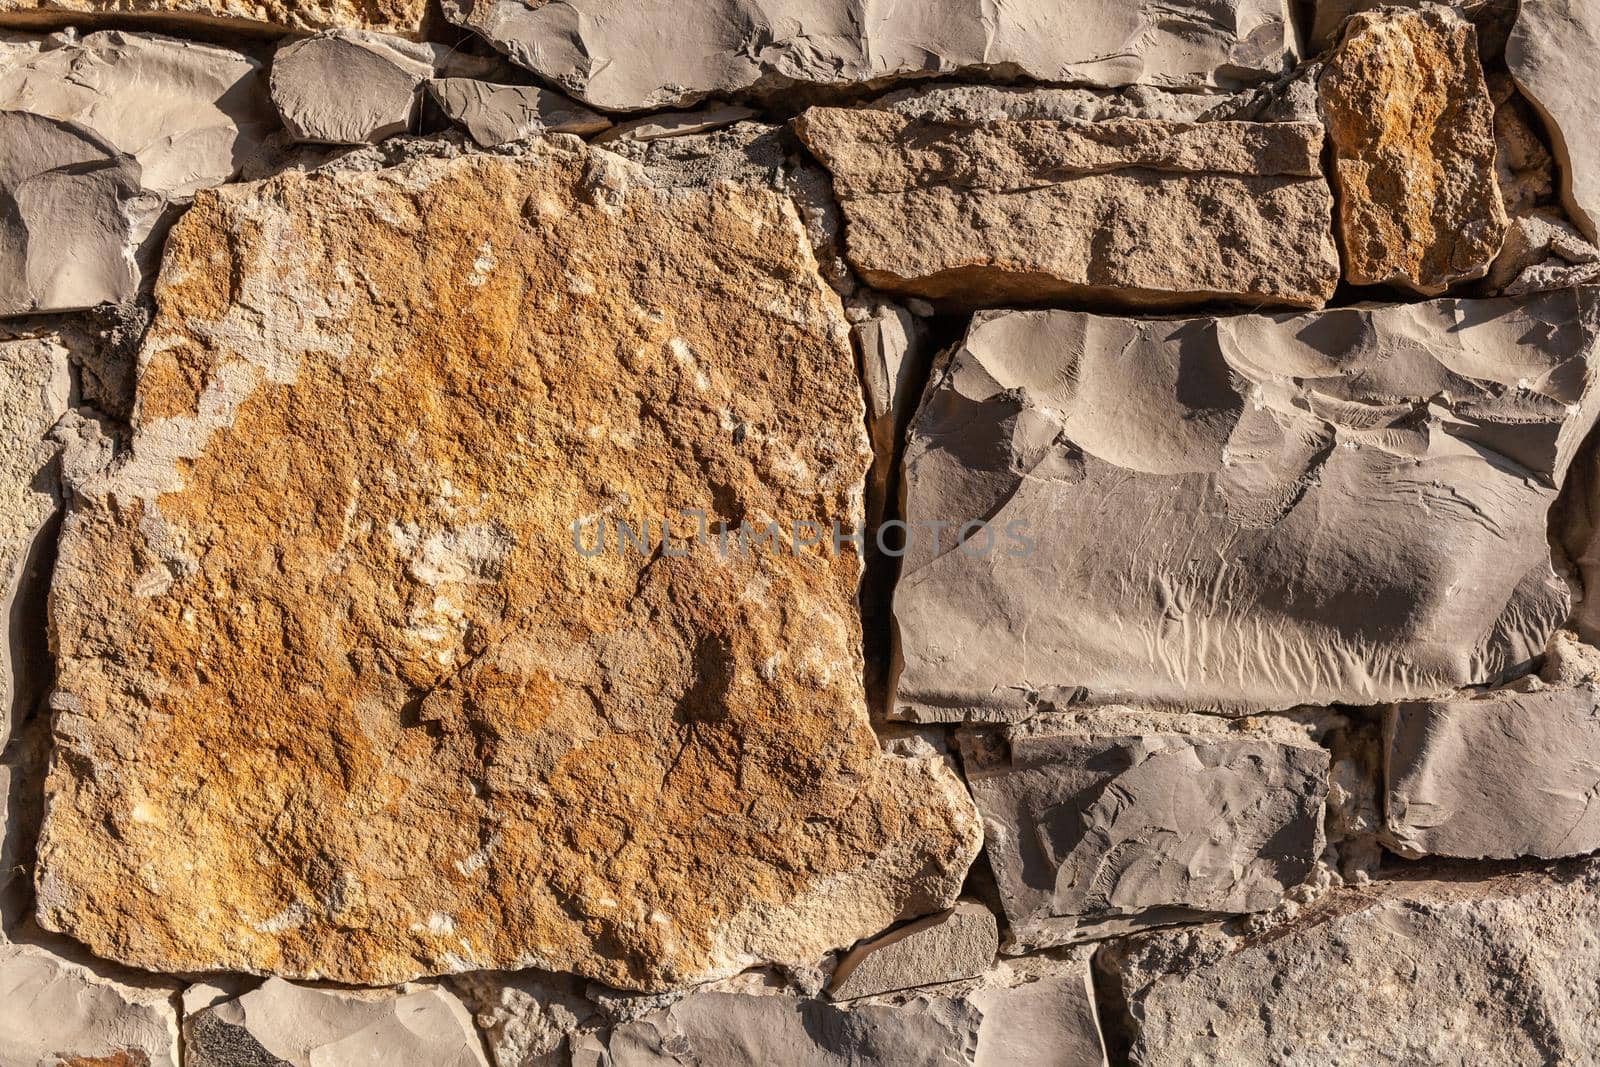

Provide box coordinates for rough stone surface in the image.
[872,82,1251,124]
[0,30,272,315]
[428,79,609,147]
[1384,684,1600,859]
[960,714,1327,948]
[1116,863,1600,1066]
[186,977,489,1067]
[0,0,427,34]
[1,326,68,741]
[594,105,756,145]
[270,30,433,145]
[576,953,1105,1066]
[795,108,1339,310]
[441,0,1298,112]
[1321,6,1508,294]
[35,136,980,989]
[827,900,998,1001]
[894,294,1600,719]
[1509,0,1600,242]
[0,940,180,1067]
[1485,211,1600,295]
[851,299,926,533]
[449,969,598,1067]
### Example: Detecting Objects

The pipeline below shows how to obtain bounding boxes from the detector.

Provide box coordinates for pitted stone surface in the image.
[0,0,427,34]
[35,137,980,989]
[795,108,1339,310]
[894,294,1600,719]
[441,0,1298,112]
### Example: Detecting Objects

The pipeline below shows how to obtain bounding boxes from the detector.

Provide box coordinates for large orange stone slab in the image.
[34,138,980,989]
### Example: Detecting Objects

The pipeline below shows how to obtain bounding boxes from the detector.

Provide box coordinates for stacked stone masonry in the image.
[3,1,1600,1064]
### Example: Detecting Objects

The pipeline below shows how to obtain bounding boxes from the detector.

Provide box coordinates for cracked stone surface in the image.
[959,713,1327,948]
[440,0,1298,112]
[0,0,427,34]
[1384,682,1600,859]
[427,79,609,147]
[893,293,1600,719]
[574,953,1105,1066]
[1320,5,1508,294]
[827,899,998,1001]
[0,30,273,316]
[1,326,69,742]
[186,977,490,1067]
[0,940,181,1067]
[1510,0,1600,245]
[1115,862,1600,1065]
[795,108,1339,310]
[34,136,980,989]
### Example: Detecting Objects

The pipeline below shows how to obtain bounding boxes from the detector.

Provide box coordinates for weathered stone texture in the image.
[960,714,1327,948]
[0,0,427,34]
[575,953,1105,1066]
[1320,5,1508,294]
[1385,684,1600,859]
[1,326,69,739]
[796,108,1339,310]
[450,969,598,1067]
[0,941,180,1067]
[1509,0,1600,243]
[271,30,434,145]
[35,137,980,989]
[186,978,489,1067]
[894,293,1600,719]
[1116,864,1600,1065]
[442,0,1297,112]
[428,79,610,147]
[0,31,272,315]
[827,899,998,1001]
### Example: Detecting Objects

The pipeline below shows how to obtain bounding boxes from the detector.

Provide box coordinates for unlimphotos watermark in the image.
[569,509,1034,559]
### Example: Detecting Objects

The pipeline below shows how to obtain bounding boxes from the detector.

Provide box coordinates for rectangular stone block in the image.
[959,713,1328,948]
[795,109,1340,310]
[894,292,1600,719]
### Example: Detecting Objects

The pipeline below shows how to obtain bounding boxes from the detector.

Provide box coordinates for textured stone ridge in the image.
[35,137,981,989]
[0,0,428,35]
[1321,5,1508,294]
[797,109,1339,311]
[960,714,1327,947]
[894,293,1600,719]
[1115,863,1600,1065]
[441,0,1298,112]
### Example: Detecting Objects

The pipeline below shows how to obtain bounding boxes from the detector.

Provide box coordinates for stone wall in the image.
[3,1,1599,1064]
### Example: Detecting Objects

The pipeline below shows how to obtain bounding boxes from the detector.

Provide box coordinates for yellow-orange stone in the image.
[35,138,980,989]
[0,0,426,35]
[1320,5,1508,295]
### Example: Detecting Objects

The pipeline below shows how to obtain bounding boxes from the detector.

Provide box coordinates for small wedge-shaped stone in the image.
[427,79,610,147]
[1321,5,1508,294]
[827,900,998,1001]
[960,714,1327,948]
[442,0,1297,112]
[271,31,435,145]
[795,109,1339,310]
[0,0,427,34]
[0,941,180,1067]
[1509,0,1600,243]
[36,136,980,989]
[0,31,272,315]
[1385,684,1600,859]
[894,293,1600,719]
[1115,863,1600,1065]
[187,978,488,1067]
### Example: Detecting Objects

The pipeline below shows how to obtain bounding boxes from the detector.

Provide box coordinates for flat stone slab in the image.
[441,0,1298,112]
[1116,863,1600,1065]
[1385,683,1600,859]
[795,109,1339,310]
[893,292,1600,719]
[1510,0,1600,243]
[827,899,998,1001]
[35,136,980,990]
[960,713,1327,948]
[0,941,180,1067]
